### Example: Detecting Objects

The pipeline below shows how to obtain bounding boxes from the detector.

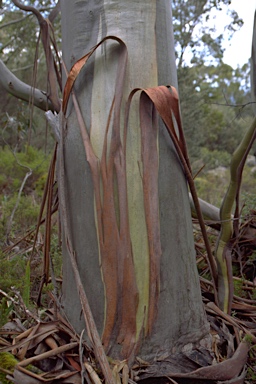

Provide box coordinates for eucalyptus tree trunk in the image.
[60,0,209,361]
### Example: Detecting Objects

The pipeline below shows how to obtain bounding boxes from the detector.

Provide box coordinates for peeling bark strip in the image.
[63,37,139,358]
[60,0,210,362]
[62,33,212,359]
[140,94,161,335]
[142,85,218,301]
[63,35,184,357]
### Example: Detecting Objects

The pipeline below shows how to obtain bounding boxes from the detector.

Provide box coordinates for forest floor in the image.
[1,210,256,383]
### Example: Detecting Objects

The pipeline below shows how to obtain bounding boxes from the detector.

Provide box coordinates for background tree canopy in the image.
[0,0,60,150]
[172,0,254,170]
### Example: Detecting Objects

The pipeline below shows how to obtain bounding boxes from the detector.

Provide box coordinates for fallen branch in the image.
[189,193,220,223]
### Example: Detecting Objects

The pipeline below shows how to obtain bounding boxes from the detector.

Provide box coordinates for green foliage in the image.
[200,147,231,169]
[0,145,50,195]
[49,235,62,278]
[0,143,58,326]
[240,169,256,214]
[1,195,40,240]
[0,351,43,383]
[0,352,17,370]
[0,145,50,243]
[0,296,14,328]
[0,234,62,326]
[241,192,256,215]
[173,0,243,67]
[247,367,256,381]
[179,62,254,167]
[233,279,246,298]
[193,157,256,210]
[0,352,18,384]
[194,170,229,207]
[0,251,28,293]
[0,251,31,326]
[244,333,253,345]
[0,0,59,73]
[32,233,62,307]
[0,134,62,321]
[23,261,31,307]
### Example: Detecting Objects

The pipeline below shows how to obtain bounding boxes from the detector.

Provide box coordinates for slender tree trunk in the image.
[60,0,209,361]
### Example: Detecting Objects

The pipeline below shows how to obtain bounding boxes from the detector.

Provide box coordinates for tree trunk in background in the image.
[60,0,209,361]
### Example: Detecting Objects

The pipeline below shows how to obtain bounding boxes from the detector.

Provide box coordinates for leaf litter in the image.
[1,223,256,384]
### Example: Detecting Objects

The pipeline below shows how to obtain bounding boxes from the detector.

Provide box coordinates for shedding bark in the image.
[60,0,209,361]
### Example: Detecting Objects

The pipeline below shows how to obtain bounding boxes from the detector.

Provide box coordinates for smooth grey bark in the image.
[60,0,209,360]
[189,194,221,222]
[0,60,54,111]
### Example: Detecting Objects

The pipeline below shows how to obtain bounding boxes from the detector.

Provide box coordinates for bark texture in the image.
[60,0,209,361]
[0,60,54,111]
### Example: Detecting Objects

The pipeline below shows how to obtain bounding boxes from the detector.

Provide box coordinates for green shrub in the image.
[0,145,51,241]
[194,171,229,207]
[200,147,231,170]
[0,251,28,293]
[0,195,40,241]
[0,145,50,196]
